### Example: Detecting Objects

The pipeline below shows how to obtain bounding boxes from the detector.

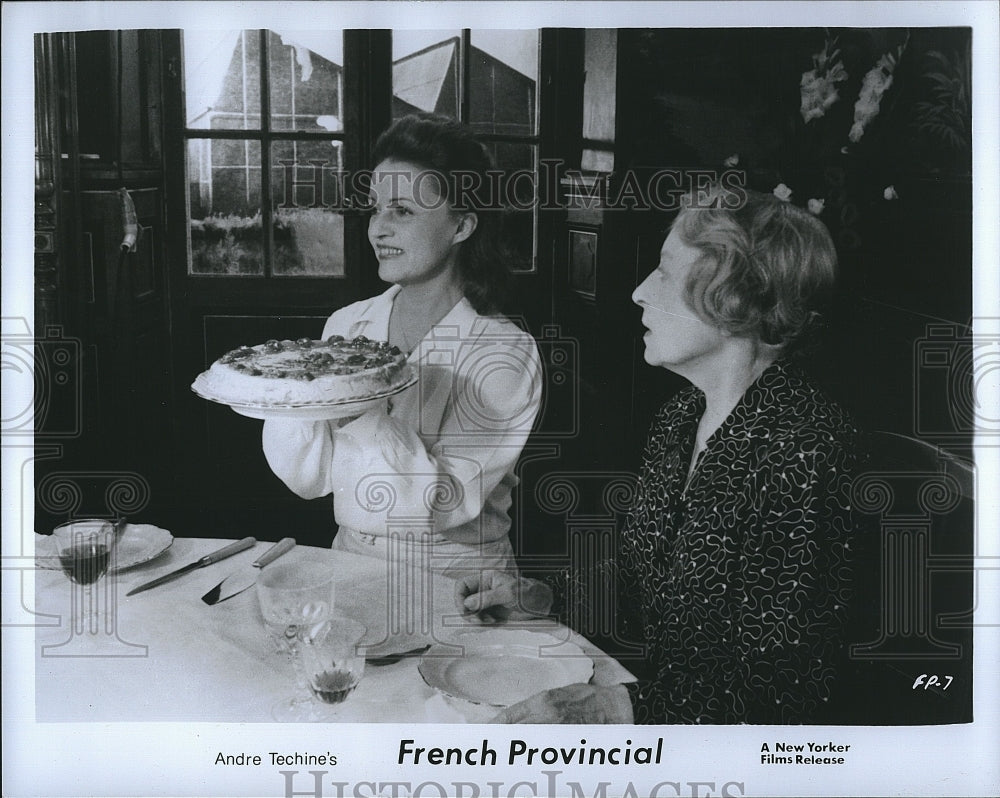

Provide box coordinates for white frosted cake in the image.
[192,336,412,406]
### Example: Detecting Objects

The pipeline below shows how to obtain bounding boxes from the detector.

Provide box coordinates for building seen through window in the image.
[182,29,540,278]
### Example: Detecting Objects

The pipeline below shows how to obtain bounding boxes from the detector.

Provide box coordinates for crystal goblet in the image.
[274,617,367,722]
[50,518,122,634]
[256,560,336,654]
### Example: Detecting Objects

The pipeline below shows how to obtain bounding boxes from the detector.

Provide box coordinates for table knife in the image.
[201,537,295,605]
[126,537,256,596]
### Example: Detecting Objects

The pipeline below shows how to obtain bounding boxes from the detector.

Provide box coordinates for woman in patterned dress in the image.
[456,188,861,724]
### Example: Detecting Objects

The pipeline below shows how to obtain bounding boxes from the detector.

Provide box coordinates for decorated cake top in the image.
[192,334,414,414]
[217,335,405,381]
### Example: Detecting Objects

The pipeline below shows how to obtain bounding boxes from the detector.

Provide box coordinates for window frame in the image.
[458,28,542,272]
[181,29,355,280]
[163,29,572,299]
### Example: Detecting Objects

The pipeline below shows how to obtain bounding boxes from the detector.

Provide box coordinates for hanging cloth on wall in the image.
[110,187,140,455]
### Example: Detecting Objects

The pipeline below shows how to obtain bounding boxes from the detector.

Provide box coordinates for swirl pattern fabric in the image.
[620,360,860,724]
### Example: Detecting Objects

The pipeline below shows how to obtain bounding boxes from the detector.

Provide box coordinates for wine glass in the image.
[277,617,367,722]
[257,561,336,720]
[257,561,336,653]
[298,618,367,703]
[50,518,121,634]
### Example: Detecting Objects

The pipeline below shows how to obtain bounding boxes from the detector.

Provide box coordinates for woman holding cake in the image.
[262,114,541,576]
[456,188,861,724]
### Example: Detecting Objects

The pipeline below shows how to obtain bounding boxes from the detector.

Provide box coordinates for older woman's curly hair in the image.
[672,189,838,349]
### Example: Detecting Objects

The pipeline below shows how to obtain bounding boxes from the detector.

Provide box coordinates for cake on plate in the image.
[192,335,412,407]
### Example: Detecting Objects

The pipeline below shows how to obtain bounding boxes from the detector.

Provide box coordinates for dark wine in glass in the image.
[58,542,112,584]
[272,617,366,721]
[50,519,120,632]
[308,667,360,704]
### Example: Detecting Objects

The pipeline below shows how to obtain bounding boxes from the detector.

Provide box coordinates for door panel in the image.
[166,300,366,547]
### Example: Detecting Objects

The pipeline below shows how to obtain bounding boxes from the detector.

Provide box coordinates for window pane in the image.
[188,139,263,274]
[268,30,344,133]
[271,209,345,277]
[271,141,345,276]
[392,30,460,120]
[483,141,537,271]
[271,140,343,206]
[184,30,261,130]
[469,30,538,135]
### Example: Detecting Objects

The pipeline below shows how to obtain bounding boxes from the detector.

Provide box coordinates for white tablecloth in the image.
[34,537,634,722]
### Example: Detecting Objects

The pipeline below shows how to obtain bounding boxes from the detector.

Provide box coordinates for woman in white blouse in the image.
[262,114,542,576]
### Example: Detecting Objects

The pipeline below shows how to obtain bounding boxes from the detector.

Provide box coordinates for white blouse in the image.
[262,286,542,548]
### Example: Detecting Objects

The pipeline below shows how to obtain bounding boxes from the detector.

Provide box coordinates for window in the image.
[178,29,546,279]
[183,29,347,276]
[392,30,541,270]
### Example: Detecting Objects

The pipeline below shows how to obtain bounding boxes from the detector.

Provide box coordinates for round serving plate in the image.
[418,629,594,710]
[191,374,418,421]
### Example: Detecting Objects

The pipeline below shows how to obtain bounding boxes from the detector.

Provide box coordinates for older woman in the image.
[457,189,860,724]
[263,114,541,576]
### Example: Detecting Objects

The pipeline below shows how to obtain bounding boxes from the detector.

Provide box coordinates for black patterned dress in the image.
[619,360,860,724]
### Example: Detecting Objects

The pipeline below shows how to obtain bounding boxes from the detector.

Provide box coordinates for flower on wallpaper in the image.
[800,37,849,123]
[883,185,899,201]
[773,183,793,202]
[807,198,826,215]
[849,39,908,144]
[912,49,971,154]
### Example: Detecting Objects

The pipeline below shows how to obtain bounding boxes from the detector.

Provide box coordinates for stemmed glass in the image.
[295,617,367,718]
[50,518,122,634]
[256,561,336,720]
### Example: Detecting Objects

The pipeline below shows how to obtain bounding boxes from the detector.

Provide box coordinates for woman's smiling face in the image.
[367,159,475,287]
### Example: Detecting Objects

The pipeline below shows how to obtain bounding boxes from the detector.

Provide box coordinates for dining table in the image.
[34,534,635,723]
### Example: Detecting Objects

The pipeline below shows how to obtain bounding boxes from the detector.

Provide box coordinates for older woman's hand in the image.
[491,683,634,724]
[454,570,553,623]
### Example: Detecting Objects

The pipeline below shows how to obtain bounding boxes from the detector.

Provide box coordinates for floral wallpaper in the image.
[628,27,972,320]
[631,27,971,200]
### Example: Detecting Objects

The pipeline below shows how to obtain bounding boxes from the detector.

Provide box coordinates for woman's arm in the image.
[329,335,542,535]
[732,440,857,723]
[262,418,340,499]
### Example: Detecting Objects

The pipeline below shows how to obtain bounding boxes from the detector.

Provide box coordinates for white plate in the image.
[192,375,417,421]
[418,629,594,708]
[110,524,174,572]
[35,524,174,572]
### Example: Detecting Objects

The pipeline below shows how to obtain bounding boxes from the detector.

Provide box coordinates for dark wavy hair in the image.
[371,113,516,315]
[673,189,838,350]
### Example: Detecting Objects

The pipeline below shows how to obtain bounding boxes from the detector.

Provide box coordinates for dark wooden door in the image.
[155,31,389,546]
[34,32,177,534]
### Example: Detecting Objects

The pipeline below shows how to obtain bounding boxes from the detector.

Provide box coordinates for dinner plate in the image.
[418,629,594,708]
[35,524,174,572]
[191,374,418,421]
[110,524,174,572]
